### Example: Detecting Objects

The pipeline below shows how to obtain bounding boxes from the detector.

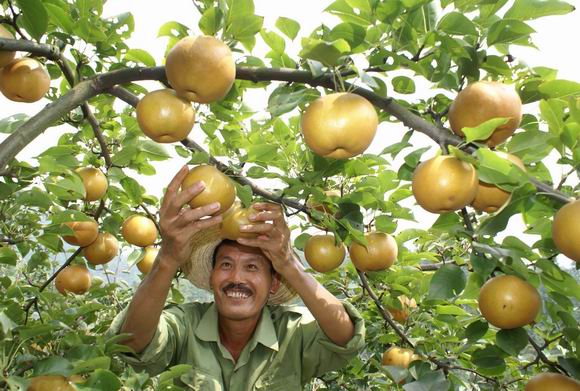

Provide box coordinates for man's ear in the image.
[270,272,281,294]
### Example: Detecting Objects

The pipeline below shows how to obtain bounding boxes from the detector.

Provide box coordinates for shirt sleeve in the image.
[106,303,188,376]
[299,301,366,383]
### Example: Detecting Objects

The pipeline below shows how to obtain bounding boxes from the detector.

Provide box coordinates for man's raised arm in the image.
[236,202,355,346]
[119,166,222,353]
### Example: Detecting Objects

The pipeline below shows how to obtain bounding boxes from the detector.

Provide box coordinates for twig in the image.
[23,248,82,324]
[23,201,106,323]
[139,203,161,233]
[556,166,577,190]
[527,333,570,375]
[356,271,414,348]
[6,0,29,40]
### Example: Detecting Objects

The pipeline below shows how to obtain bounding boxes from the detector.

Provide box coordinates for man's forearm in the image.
[280,256,355,346]
[119,255,178,353]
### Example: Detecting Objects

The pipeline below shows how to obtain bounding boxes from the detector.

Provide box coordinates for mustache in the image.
[222,283,252,294]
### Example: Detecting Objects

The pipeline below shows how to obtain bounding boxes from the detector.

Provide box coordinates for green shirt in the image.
[108,301,365,390]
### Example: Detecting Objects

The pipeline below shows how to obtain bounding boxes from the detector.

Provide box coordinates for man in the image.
[108,166,365,390]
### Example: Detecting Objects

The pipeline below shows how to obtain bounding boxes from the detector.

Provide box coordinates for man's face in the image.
[210,242,279,321]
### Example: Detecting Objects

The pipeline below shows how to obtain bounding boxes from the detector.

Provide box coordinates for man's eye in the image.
[220,262,232,269]
[247,264,258,271]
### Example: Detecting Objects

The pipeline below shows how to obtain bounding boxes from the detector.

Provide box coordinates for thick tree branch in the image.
[0,38,58,59]
[0,63,571,204]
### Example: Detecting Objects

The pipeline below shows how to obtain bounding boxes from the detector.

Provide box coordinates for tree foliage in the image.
[0,0,578,389]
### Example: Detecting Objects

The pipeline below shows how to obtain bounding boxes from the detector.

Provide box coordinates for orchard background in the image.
[0,0,579,390]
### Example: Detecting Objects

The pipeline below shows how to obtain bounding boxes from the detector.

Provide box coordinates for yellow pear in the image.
[136,89,196,143]
[301,93,378,159]
[552,199,580,263]
[349,232,397,272]
[122,215,158,247]
[412,155,478,213]
[76,167,108,202]
[449,81,522,147]
[0,57,50,102]
[137,246,158,274]
[0,25,16,67]
[181,165,236,214]
[165,35,236,103]
[304,234,345,273]
[478,274,541,329]
[62,219,99,247]
[83,232,119,265]
[471,152,526,213]
[55,265,91,295]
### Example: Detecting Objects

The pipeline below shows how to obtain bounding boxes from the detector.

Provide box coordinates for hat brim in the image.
[182,226,297,305]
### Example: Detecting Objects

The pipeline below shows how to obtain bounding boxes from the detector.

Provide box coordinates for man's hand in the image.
[158,165,223,269]
[236,202,298,274]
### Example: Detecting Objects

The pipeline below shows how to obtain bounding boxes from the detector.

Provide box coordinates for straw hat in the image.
[183,225,297,305]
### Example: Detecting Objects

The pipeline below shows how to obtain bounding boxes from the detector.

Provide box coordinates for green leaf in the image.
[199,7,223,36]
[16,187,53,210]
[471,345,506,369]
[299,38,351,66]
[437,12,478,36]
[50,210,92,224]
[267,85,318,117]
[327,23,366,49]
[159,364,193,385]
[462,117,509,143]
[44,3,74,33]
[72,357,111,373]
[275,16,300,40]
[15,0,48,40]
[235,183,253,207]
[124,49,156,67]
[260,29,285,53]
[496,328,528,356]
[505,0,574,20]
[84,369,122,390]
[375,215,397,234]
[392,76,416,94]
[428,264,466,299]
[325,0,371,26]
[120,177,144,204]
[157,21,190,38]
[0,247,17,266]
[538,80,580,99]
[475,149,527,190]
[226,15,263,40]
[462,319,489,343]
[33,356,72,376]
[487,19,535,46]
[0,114,29,134]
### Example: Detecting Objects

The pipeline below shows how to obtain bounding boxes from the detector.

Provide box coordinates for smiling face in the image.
[210,241,280,322]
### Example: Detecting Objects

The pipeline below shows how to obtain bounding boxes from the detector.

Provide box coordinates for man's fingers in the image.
[188,215,223,232]
[248,210,282,223]
[176,202,221,227]
[161,165,189,210]
[239,223,274,234]
[170,180,207,213]
[251,202,286,229]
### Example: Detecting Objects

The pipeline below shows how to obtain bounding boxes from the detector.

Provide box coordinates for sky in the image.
[0,0,578,271]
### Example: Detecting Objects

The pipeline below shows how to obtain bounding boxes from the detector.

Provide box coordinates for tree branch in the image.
[356,270,415,348]
[139,203,161,233]
[0,62,571,204]
[0,37,59,59]
[23,201,106,324]
[527,333,570,376]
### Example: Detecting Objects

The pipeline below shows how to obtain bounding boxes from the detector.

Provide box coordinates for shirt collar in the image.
[194,303,279,352]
